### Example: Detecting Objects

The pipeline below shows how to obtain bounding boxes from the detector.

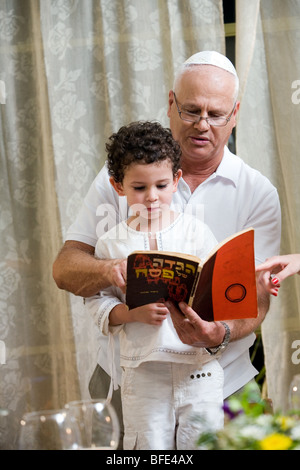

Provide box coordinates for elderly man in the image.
[53,51,281,446]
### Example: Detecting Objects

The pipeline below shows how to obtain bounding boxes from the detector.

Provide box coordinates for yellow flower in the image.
[259,433,293,450]
[276,416,294,431]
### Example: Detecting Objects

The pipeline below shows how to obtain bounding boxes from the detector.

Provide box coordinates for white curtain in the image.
[236,0,300,411]
[0,0,224,449]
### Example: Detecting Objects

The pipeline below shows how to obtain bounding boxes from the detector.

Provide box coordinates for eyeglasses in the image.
[173,92,236,127]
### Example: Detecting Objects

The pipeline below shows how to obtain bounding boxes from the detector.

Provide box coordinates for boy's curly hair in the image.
[106,121,181,183]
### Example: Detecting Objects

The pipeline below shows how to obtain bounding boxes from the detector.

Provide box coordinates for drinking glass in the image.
[0,409,10,450]
[65,399,120,450]
[18,408,82,450]
[288,374,300,411]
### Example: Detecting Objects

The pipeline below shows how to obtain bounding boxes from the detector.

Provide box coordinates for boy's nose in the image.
[147,188,158,201]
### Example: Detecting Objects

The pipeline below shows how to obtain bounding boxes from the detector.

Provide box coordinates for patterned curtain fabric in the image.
[0,0,224,449]
[236,0,300,411]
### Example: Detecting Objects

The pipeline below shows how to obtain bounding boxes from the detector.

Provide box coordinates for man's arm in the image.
[167,277,270,348]
[52,240,127,297]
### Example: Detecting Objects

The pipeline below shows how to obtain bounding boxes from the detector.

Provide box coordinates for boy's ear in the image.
[172,169,182,192]
[109,177,125,196]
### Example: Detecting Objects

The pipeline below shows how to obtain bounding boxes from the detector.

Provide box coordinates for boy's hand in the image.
[130,303,169,326]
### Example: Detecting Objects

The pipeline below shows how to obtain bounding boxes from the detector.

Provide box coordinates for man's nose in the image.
[193,116,210,131]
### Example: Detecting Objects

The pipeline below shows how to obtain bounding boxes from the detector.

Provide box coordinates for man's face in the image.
[167,65,239,165]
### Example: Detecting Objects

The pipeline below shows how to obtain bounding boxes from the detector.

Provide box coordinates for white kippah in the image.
[184,51,237,77]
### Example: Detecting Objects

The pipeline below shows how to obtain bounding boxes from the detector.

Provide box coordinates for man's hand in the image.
[167,282,269,348]
[166,301,225,348]
[105,258,128,293]
[53,240,128,297]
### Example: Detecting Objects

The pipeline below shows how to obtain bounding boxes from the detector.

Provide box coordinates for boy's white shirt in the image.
[87,213,219,392]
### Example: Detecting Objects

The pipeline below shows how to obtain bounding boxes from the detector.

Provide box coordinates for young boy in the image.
[86,121,224,450]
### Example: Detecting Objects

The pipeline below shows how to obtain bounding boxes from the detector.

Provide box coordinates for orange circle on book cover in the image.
[225,283,246,303]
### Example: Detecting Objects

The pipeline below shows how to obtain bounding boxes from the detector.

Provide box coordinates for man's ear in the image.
[232,101,240,128]
[109,177,125,196]
[167,89,174,119]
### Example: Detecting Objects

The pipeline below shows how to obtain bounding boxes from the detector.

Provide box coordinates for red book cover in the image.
[191,228,257,321]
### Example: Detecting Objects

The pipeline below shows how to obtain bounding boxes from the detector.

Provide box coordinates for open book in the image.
[125,228,258,322]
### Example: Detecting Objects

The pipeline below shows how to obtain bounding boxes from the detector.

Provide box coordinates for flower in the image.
[276,415,295,431]
[290,424,300,442]
[197,383,300,450]
[239,424,266,441]
[259,433,293,451]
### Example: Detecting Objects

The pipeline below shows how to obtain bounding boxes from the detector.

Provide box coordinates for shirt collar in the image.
[178,146,240,191]
[214,146,239,188]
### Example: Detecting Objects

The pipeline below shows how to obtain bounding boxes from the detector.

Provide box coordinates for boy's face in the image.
[110,160,181,221]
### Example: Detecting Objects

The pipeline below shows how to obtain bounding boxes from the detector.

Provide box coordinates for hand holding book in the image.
[125,228,258,322]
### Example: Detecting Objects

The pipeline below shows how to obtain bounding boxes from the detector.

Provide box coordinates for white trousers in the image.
[121,360,224,450]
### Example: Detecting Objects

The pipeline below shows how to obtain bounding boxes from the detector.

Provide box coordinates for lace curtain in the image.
[0,0,224,449]
[1,0,299,450]
[236,0,300,411]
